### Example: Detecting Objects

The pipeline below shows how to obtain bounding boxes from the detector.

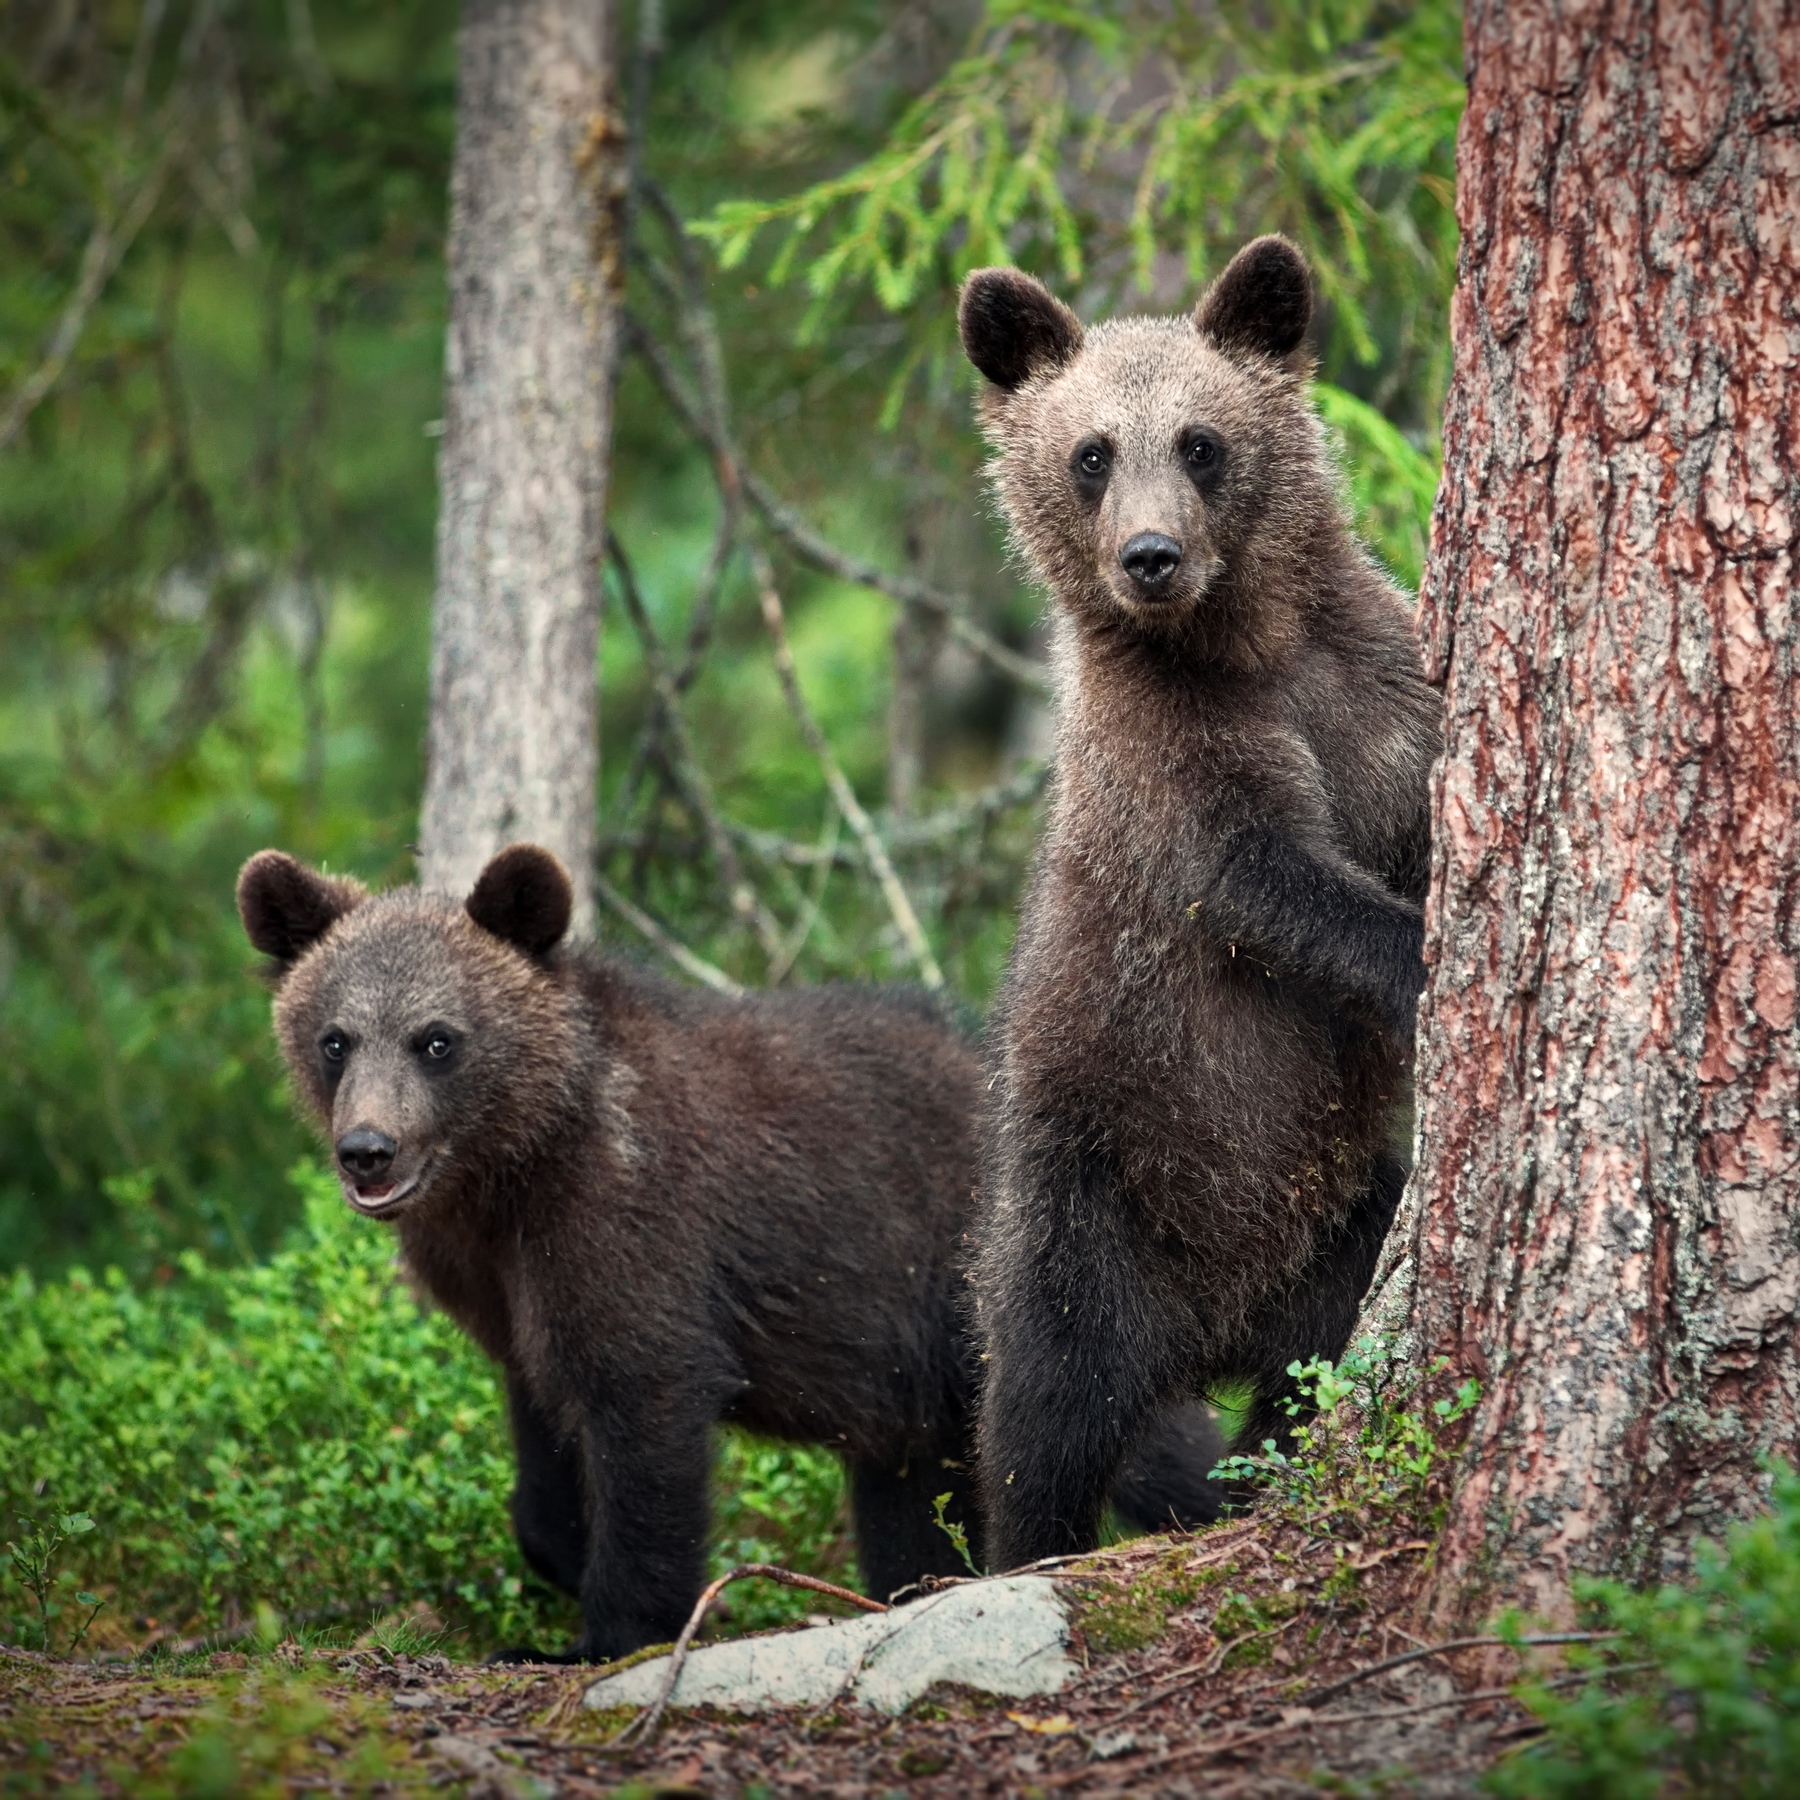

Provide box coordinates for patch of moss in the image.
[1073,1548,1227,1655]
[1212,1586,1301,1637]
[1321,1553,1365,1608]
[596,1639,677,1676]
[5,1668,428,1798]
[560,1702,638,1742]
[1221,1634,1273,1671]
[897,1744,952,1776]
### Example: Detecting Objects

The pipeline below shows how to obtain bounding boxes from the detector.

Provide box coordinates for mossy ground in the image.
[3,1520,1556,1798]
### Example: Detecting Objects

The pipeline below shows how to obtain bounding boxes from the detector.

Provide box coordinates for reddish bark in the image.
[1384,0,1800,1623]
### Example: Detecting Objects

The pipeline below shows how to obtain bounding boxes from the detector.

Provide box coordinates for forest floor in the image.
[1,1520,1547,1798]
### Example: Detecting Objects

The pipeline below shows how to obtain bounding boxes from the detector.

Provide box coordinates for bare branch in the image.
[284,0,334,95]
[748,544,944,990]
[640,176,733,433]
[0,130,183,455]
[121,0,170,131]
[595,875,743,997]
[890,759,1050,847]
[609,496,739,825]
[766,801,841,985]
[744,470,1050,694]
[623,313,1049,696]
[620,1562,886,1745]
[1299,1631,1623,1709]
[608,532,785,961]
[725,762,1049,870]
[183,149,258,255]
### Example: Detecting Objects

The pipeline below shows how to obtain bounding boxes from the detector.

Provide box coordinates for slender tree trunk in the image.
[419,0,625,933]
[1376,0,1800,1627]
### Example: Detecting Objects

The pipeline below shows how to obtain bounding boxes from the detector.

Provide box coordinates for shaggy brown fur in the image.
[961,237,1442,1568]
[238,845,1223,1661]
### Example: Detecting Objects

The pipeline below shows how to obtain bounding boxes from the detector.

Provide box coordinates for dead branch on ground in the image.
[619,1563,887,1745]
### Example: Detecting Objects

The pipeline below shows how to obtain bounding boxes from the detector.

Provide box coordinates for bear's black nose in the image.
[337,1126,398,1183]
[1120,532,1183,587]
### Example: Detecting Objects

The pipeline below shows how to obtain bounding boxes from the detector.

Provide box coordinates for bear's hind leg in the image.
[850,1451,981,1603]
[1231,1151,1406,1461]
[978,1153,1191,1570]
[1109,1400,1231,1535]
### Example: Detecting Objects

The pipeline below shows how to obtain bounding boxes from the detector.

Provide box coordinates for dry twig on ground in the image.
[619,1562,888,1746]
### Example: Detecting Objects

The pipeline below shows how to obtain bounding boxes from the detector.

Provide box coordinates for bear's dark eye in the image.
[1183,430,1224,477]
[320,1030,347,1066]
[1071,440,1111,485]
[416,1023,459,1064]
[426,1034,452,1060]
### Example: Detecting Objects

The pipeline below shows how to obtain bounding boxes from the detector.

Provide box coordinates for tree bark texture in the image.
[1387,0,1800,1624]
[419,0,624,934]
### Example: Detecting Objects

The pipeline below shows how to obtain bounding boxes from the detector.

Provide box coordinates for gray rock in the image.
[583,1576,1074,1717]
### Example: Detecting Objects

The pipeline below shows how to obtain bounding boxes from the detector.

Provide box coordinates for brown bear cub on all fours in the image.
[960,236,1442,1570]
[238,843,1225,1663]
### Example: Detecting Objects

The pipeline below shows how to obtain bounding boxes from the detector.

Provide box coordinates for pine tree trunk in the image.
[419,0,625,933]
[1379,0,1800,1626]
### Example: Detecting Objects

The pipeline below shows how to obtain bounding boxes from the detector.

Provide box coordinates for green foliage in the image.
[1212,1336,1480,1539]
[696,0,1460,576]
[700,0,1459,336]
[1314,379,1442,586]
[932,1489,981,1577]
[1,0,453,1273]
[0,1161,852,1655]
[1210,1587,1302,1668]
[709,1432,855,1633]
[5,1509,104,1653]
[1488,1468,1800,1800]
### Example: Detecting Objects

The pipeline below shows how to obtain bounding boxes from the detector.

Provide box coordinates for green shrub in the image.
[1,1162,851,1654]
[709,1432,852,1633]
[4,1509,106,1654]
[1211,1335,1479,1541]
[1487,1468,1800,1800]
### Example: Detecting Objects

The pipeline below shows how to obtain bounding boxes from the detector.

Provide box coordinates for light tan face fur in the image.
[272,900,580,1219]
[980,318,1330,638]
[959,239,1335,655]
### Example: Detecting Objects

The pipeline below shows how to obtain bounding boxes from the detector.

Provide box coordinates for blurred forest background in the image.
[1,0,1459,1649]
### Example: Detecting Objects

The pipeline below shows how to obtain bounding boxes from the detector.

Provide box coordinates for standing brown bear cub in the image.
[964,237,1442,1568]
[239,843,1223,1661]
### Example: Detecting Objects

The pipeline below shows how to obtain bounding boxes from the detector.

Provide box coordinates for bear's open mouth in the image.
[343,1153,436,1217]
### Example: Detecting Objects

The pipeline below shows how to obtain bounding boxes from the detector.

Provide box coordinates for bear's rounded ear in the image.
[466,844,572,958]
[237,851,366,971]
[959,267,1085,392]
[1192,235,1313,364]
